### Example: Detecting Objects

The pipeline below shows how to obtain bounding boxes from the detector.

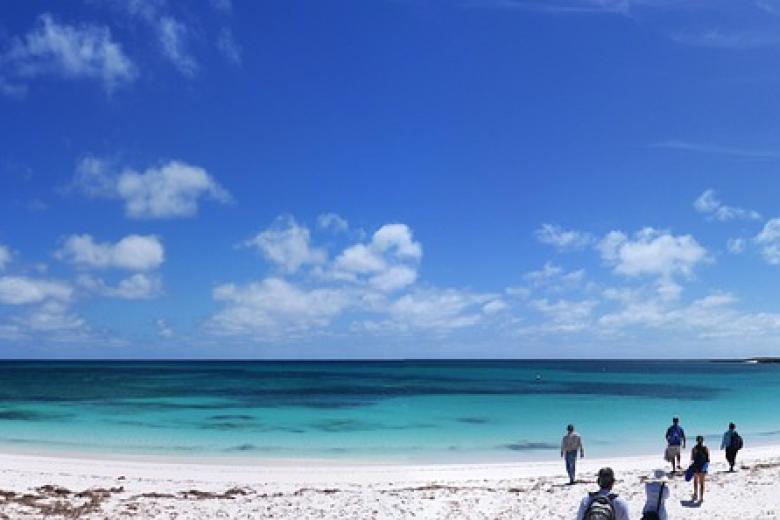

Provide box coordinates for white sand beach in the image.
[0,445,778,518]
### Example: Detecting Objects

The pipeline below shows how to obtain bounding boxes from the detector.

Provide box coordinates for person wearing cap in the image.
[641,469,670,520]
[576,467,630,520]
[664,417,686,472]
[561,424,585,485]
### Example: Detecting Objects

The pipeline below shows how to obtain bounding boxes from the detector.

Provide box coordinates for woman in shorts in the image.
[690,435,710,502]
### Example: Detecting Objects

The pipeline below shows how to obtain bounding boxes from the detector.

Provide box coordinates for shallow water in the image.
[0,360,776,462]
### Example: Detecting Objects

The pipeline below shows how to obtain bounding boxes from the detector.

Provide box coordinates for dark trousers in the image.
[726,447,738,468]
[565,450,577,482]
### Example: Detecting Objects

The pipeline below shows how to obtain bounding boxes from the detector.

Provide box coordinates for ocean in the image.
[0,360,777,463]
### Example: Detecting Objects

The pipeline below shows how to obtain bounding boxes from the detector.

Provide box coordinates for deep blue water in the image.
[0,360,777,462]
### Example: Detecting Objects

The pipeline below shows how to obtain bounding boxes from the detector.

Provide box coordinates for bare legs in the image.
[692,472,705,502]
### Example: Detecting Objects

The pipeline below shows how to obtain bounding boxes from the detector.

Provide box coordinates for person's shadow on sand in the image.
[680,499,702,508]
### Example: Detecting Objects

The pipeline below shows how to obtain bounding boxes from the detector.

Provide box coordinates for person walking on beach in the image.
[720,422,742,472]
[561,424,585,485]
[640,469,669,520]
[664,417,686,472]
[576,467,630,520]
[689,435,710,503]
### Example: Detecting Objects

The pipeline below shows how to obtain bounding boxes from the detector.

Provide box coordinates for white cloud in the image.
[331,223,422,292]
[117,161,232,219]
[157,16,197,76]
[523,262,585,289]
[334,244,386,275]
[77,273,162,300]
[655,278,682,301]
[317,213,349,233]
[7,300,86,339]
[358,288,497,333]
[505,286,532,299]
[244,216,327,273]
[156,318,174,338]
[71,158,231,219]
[0,245,12,271]
[217,28,242,65]
[534,223,592,250]
[597,228,708,278]
[208,277,351,337]
[727,238,746,254]
[57,234,164,271]
[372,224,423,259]
[0,13,136,94]
[72,155,116,198]
[597,287,780,341]
[368,265,418,292]
[482,298,508,315]
[693,189,761,222]
[0,276,72,305]
[529,297,597,332]
[755,218,780,265]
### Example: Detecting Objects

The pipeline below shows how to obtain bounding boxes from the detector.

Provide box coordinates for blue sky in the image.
[2,0,780,358]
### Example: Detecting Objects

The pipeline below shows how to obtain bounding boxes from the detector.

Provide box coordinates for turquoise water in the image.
[0,360,778,462]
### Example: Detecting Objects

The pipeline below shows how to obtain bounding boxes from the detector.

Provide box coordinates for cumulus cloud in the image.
[317,213,349,233]
[0,13,136,95]
[755,218,780,264]
[534,224,592,250]
[77,273,162,300]
[693,189,761,222]
[0,244,12,271]
[117,161,231,219]
[597,228,707,278]
[71,158,232,219]
[56,234,164,271]
[243,216,327,273]
[0,276,72,305]
[331,223,422,292]
[10,300,86,335]
[208,277,351,337]
[368,265,418,292]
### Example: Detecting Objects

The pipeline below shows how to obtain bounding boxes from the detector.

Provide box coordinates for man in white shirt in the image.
[576,467,631,520]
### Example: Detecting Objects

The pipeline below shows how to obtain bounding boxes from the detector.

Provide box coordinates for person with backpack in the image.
[576,467,630,520]
[561,424,585,485]
[689,435,710,502]
[664,417,686,472]
[640,469,669,520]
[720,422,743,472]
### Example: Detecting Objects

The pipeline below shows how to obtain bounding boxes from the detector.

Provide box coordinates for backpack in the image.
[668,426,681,445]
[733,432,743,450]
[640,483,665,520]
[585,493,616,520]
